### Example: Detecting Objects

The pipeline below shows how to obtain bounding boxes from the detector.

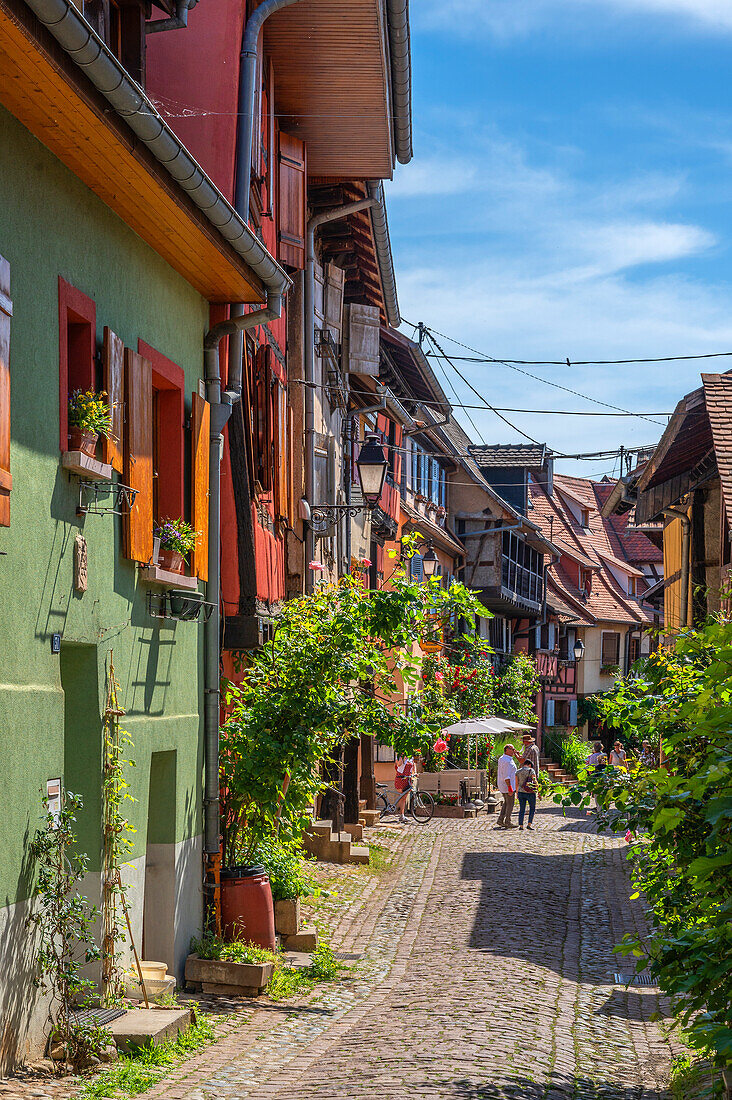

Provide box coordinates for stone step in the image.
[308,819,336,839]
[344,822,363,841]
[108,1008,191,1052]
[348,845,370,865]
[281,925,318,952]
[360,809,381,828]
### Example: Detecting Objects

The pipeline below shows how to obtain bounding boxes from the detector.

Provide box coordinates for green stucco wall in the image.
[0,103,208,903]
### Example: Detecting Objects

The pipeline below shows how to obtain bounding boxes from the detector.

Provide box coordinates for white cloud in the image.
[415,0,732,37]
[387,157,477,198]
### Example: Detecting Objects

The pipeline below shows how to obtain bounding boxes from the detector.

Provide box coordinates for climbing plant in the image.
[101,655,137,1004]
[220,569,485,865]
[28,791,104,1070]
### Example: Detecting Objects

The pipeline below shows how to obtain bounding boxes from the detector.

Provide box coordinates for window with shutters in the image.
[628,634,640,665]
[58,278,96,453]
[601,631,621,668]
[0,254,11,528]
[138,340,184,529]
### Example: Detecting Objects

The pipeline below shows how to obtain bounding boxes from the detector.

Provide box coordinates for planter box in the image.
[432,804,467,818]
[184,953,273,997]
[274,897,301,936]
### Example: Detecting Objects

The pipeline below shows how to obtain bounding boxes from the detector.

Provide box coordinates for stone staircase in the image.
[540,757,576,787]
[303,819,370,865]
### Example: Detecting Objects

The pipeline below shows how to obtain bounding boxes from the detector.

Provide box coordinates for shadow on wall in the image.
[0,828,47,1073]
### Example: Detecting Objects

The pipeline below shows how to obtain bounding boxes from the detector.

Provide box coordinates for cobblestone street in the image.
[137,808,675,1100]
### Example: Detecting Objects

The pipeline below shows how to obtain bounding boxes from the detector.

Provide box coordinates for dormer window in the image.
[580,568,591,594]
[628,576,637,597]
[580,507,590,527]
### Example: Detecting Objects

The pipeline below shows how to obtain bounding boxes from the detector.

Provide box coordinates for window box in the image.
[140,565,198,590]
[61,450,113,482]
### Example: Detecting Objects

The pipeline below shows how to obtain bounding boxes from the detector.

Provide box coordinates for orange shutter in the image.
[123,349,153,563]
[191,392,210,582]
[0,254,11,528]
[277,131,306,270]
[103,327,124,473]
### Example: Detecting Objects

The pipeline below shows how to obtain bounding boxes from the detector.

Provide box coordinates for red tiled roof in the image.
[530,478,658,626]
[702,373,732,524]
[594,482,663,563]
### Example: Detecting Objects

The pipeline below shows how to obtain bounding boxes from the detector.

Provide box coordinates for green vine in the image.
[101,655,136,1005]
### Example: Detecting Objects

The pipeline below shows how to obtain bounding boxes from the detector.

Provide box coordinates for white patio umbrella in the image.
[441,716,536,773]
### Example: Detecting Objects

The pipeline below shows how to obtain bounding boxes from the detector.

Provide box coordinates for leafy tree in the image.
[220,571,484,864]
[558,619,732,1065]
[493,652,540,724]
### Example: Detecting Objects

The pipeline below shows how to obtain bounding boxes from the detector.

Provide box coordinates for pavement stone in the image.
[3,809,678,1098]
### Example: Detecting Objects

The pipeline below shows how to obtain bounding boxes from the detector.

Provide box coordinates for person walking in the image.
[609,740,627,770]
[516,756,539,831]
[639,740,656,768]
[394,754,415,823]
[496,744,517,829]
[520,733,541,776]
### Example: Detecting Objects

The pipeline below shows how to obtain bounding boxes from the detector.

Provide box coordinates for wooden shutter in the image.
[273,382,289,521]
[324,263,345,347]
[123,349,153,563]
[544,698,555,727]
[601,632,620,666]
[103,327,124,473]
[277,131,306,269]
[191,392,210,582]
[0,255,11,528]
[344,303,380,376]
[255,345,273,492]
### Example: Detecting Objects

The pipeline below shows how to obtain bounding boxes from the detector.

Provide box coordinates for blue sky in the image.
[385,0,732,477]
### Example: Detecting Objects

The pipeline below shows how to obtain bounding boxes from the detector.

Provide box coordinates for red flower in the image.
[433,738,447,753]
[435,671,444,682]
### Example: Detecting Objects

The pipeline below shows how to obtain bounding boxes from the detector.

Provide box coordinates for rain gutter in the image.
[23,0,290,298]
[385,0,412,164]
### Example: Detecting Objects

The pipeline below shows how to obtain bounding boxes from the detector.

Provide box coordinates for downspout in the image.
[146,0,197,34]
[304,196,379,590]
[228,0,305,404]
[664,505,691,630]
[203,292,282,857]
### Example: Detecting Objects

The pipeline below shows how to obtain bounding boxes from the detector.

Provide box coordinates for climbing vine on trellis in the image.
[101,653,137,1005]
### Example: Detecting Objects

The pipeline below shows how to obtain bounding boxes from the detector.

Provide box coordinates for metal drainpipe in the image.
[228,0,305,389]
[202,293,282,857]
[146,0,197,34]
[664,505,691,630]
[304,195,379,590]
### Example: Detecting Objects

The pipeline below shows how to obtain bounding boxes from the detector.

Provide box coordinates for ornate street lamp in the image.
[573,637,585,662]
[422,545,439,578]
[310,433,388,534]
[355,433,389,505]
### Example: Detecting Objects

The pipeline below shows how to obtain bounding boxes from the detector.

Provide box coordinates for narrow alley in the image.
[142,813,673,1100]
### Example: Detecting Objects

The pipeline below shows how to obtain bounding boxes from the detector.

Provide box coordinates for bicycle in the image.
[376,774,435,824]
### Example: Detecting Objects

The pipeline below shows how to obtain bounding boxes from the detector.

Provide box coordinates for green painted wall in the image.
[0,103,208,903]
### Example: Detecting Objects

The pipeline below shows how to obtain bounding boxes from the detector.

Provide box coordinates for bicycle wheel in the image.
[377,793,391,819]
[410,790,434,824]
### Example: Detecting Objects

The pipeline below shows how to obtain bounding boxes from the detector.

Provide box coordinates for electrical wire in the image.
[424,329,545,447]
[413,321,664,429]
[421,332,487,445]
[423,351,732,367]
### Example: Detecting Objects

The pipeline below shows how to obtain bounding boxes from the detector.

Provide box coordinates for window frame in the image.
[601,630,621,668]
[58,278,96,453]
[138,339,185,527]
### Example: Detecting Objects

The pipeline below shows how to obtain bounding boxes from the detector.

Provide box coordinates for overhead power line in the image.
[411,322,666,428]
[423,351,732,367]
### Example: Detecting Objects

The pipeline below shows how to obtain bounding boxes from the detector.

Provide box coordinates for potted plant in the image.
[68,390,114,457]
[155,518,199,574]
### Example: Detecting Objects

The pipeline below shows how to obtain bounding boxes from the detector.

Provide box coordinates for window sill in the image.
[139,565,198,590]
[61,451,113,482]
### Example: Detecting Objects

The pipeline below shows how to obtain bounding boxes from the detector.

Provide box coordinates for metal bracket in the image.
[311,502,368,537]
[77,480,139,517]
[147,590,215,622]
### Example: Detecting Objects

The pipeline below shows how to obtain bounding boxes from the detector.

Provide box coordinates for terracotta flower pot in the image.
[220,865,276,951]
[69,427,98,457]
[158,547,184,574]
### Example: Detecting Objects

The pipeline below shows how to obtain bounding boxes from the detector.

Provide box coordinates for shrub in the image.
[252,839,320,902]
[559,728,588,777]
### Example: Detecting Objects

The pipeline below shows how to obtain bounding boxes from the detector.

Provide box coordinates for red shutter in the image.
[0,255,11,527]
[103,327,124,473]
[277,131,306,270]
[123,349,153,563]
[191,392,210,582]
[255,345,273,492]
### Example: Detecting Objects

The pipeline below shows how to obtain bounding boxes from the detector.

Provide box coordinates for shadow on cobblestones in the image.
[595,988,672,1023]
[443,1070,669,1098]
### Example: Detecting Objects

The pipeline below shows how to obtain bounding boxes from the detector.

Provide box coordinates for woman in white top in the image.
[609,741,627,769]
